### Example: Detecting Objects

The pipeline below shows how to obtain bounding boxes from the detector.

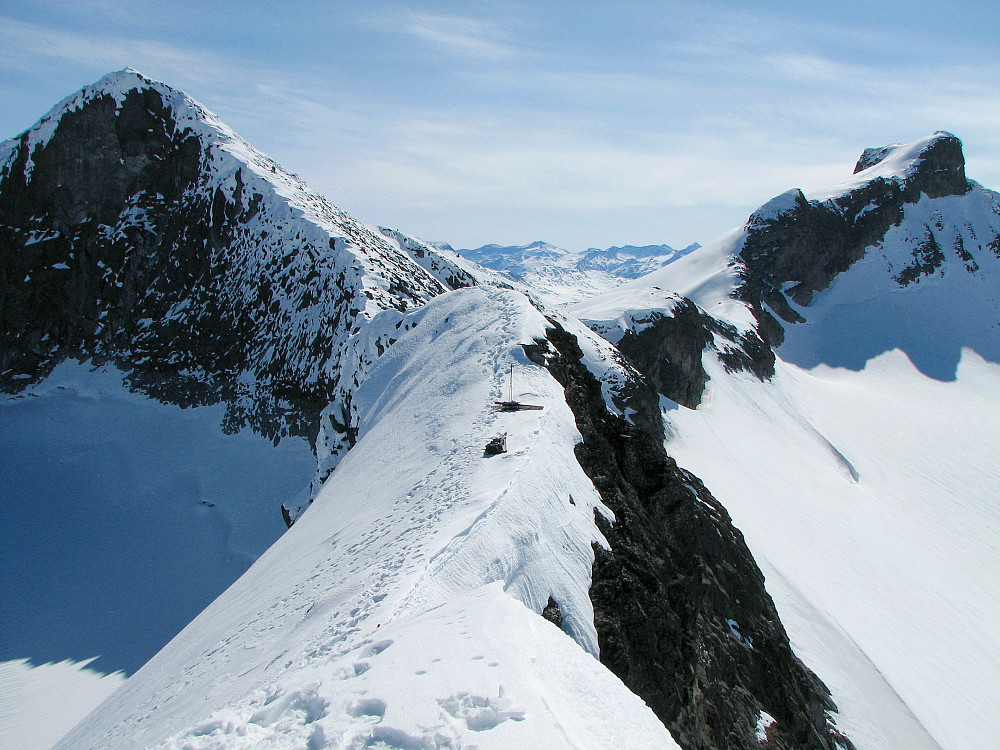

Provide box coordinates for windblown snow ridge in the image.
[54,286,687,750]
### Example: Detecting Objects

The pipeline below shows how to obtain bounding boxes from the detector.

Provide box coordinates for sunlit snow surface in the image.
[657,189,1000,748]
[667,351,1000,750]
[57,287,679,750]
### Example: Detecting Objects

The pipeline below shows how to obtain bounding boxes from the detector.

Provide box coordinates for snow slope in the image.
[0,360,315,677]
[57,286,678,749]
[586,135,1000,749]
[777,188,1000,379]
[665,348,1000,750]
[0,360,317,748]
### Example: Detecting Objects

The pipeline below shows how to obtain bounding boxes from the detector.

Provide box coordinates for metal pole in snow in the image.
[509,364,513,403]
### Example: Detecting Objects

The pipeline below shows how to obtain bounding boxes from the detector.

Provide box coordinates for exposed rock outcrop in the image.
[613,299,774,408]
[738,132,970,345]
[541,596,563,629]
[530,321,852,750]
[0,70,478,446]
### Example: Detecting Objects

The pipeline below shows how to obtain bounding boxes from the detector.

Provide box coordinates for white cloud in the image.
[2,2,997,251]
[0,15,224,80]
[404,13,517,60]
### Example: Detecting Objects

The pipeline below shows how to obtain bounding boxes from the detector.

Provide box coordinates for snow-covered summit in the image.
[0,69,488,444]
[812,130,967,201]
[12,67,482,314]
[573,132,996,390]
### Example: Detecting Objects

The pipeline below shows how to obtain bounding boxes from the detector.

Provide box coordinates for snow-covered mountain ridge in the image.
[55,285,847,750]
[572,131,1000,750]
[572,131,999,407]
[4,71,852,750]
[5,69,998,750]
[0,69,484,449]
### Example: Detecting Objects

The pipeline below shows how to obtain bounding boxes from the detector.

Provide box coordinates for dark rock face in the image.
[738,133,970,346]
[0,75,474,446]
[541,596,563,629]
[0,88,205,389]
[614,299,774,408]
[531,321,851,750]
[0,87,281,420]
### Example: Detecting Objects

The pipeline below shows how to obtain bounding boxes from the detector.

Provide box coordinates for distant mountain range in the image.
[443,239,700,305]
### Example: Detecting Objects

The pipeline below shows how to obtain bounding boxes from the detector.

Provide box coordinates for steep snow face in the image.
[665,350,1000,750]
[57,286,679,750]
[569,286,687,345]
[598,135,1000,749]
[565,229,774,409]
[454,240,694,305]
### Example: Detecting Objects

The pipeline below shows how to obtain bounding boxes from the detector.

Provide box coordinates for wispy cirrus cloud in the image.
[0,14,224,80]
[354,8,527,62]
[404,13,518,59]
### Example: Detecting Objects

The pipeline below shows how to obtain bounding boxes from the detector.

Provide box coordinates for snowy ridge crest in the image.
[55,286,685,750]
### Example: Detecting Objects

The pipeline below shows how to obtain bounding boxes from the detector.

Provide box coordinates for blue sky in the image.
[1,1,997,251]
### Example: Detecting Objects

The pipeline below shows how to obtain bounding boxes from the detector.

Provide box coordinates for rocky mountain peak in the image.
[852,131,967,197]
[736,132,977,344]
[0,70,481,449]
